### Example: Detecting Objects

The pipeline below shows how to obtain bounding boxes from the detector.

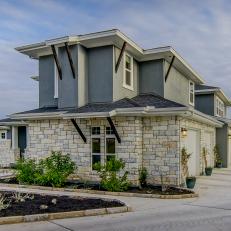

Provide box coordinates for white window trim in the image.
[54,49,59,99]
[215,96,225,117]
[189,80,195,106]
[123,52,134,91]
[0,131,7,140]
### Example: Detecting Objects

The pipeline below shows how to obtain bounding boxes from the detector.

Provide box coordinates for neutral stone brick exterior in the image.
[0,116,216,186]
[0,140,18,167]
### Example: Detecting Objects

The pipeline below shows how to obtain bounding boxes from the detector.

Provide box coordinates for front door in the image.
[18,126,27,158]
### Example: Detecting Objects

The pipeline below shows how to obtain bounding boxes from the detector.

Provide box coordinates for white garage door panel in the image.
[228,138,231,167]
[183,130,200,176]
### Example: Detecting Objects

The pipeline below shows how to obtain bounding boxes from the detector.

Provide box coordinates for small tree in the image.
[94,158,130,192]
[214,145,222,167]
[181,147,191,177]
[139,167,148,188]
[202,147,209,168]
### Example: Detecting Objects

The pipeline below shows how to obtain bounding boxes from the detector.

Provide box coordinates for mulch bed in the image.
[0,178,193,195]
[0,191,124,217]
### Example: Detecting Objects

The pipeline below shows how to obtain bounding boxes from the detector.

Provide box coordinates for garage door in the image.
[183,130,200,176]
[228,138,231,167]
[204,132,213,167]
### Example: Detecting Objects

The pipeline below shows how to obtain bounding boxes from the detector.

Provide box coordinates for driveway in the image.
[0,168,231,231]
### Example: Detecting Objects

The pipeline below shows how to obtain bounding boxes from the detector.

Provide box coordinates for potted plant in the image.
[214,145,222,168]
[203,147,213,176]
[181,148,196,189]
[186,176,196,189]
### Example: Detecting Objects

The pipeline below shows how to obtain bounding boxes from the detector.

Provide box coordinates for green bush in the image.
[16,151,76,187]
[94,158,130,192]
[139,167,148,188]
[15,159,39,184]
[36,151,76,187]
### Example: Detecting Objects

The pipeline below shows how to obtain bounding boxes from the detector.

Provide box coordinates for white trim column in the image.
[12,126,18,150]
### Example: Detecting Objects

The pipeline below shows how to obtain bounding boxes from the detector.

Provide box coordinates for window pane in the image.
[92,138,100,153]
[1,133,5,139]
[92,127,100,135]
[126,55,131,70]
[125,71,131,86]
[106,155,115,162]
[190,93,194,103]
[106,138,115,154]
[92,155,101,170]
[106,127,114,135]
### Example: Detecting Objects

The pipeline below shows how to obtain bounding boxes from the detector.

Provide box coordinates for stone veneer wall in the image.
[0,140,17,167]
[24,116,216,186]
[25,117,143,184]
[142,116,181,186]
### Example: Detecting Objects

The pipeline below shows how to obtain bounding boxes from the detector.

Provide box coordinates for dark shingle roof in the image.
[12,107,61,115]
[67,93,185,114]
[8,94,186,116]
[195,84,219,91]
[0,118,21,123]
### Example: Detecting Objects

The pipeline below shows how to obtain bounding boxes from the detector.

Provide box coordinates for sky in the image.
[0,0,231,118]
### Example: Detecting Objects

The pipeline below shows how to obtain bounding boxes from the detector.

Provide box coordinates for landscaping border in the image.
[0,206,131,225]
[0,183,198,199]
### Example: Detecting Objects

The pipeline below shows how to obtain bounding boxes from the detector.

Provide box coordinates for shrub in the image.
[181,147,191,177]
[16,151,76,187]
[94,158,130,192]
[15,159,39,184]
[139,167,148,188]
[36,151,76,187]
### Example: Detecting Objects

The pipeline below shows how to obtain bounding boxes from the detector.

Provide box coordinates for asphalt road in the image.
[0,168,231,231]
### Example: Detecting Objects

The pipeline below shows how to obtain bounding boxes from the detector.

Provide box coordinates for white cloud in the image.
[1,0,231,118]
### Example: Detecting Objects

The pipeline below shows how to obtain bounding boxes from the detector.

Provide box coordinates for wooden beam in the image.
[115,42,127,73]
[51,45,62,80]
[71,119,87,143]
[107,117,121,143]
[165,55,175,82]
[64,42,76,79]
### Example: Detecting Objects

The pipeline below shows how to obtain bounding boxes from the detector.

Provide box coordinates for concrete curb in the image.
[0,183,198,199]
[0,206,132,225]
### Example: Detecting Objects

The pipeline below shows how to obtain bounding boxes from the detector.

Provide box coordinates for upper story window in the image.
[0,131,6,140]
[54,49,59,99]
[216,97,225,117]
[189,81,195,106]
[123,53,133,90]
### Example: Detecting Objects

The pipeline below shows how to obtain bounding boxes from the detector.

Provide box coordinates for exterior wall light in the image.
[181,128,187,137]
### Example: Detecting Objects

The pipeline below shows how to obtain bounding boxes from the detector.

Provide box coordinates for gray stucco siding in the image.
[88,46,113,103]
[58,45,78,108]
[195,94,215,116]
[139,59,164,97]
[164,61,190,106]
[39,55,58,108]
[216,125,228,167]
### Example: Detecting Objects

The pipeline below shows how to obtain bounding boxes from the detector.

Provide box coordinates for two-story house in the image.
[0,29,223,186]
[195,84,231,167]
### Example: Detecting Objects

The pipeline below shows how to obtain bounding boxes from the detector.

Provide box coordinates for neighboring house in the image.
[0,29,223,186]
[195,85,231,167]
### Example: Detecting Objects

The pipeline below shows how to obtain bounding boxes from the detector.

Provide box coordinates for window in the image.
[54,48,59,99]
[91,127,101,170]
[189,81,195,105]
[123,53,133,90]
[216,97,225,117]
[106,126,114,135]
[0,131,6,140]
[106,138,115,161]
[91,126,116,170]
